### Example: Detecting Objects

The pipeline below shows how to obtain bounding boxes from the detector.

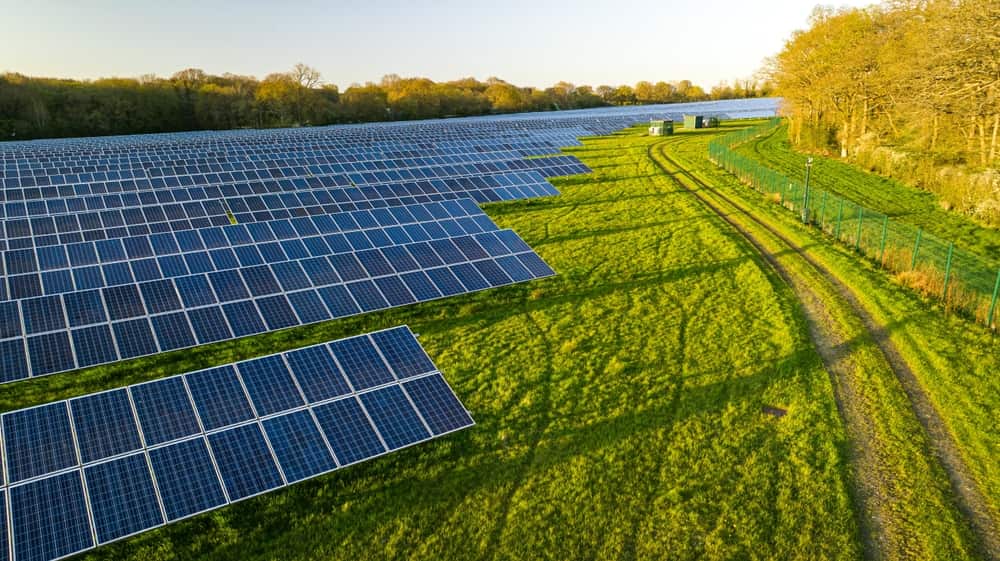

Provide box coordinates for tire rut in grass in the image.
[650,140,999,561]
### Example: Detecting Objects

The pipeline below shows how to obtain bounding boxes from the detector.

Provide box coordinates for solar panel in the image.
[0,325,472,561]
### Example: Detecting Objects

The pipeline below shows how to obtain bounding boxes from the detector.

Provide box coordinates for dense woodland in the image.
[0,68,772,141]
[769,0,999,225]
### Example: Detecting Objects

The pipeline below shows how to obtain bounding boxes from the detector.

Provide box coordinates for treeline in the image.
[769,0,999,224]
[0,66,771,141]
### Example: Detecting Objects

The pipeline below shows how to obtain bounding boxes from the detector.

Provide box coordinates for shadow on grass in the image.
[101,345,820,561]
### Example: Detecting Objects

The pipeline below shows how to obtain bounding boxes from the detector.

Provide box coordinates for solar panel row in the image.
[0,170,557,249]
[0,325,473,561]
[1,141,558,187]
[2,198,502,299]
[0,160,568,223]
[0,225,552,380]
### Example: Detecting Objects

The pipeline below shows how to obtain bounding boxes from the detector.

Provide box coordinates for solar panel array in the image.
[0,102,782,380]
[0,326,472,561]
[0,197,553,380]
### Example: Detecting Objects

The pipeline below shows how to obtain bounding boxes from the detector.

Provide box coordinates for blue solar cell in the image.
[10,471,94,561]
[312,398,385,465]
[96,239,127,262]
[449,263,490,291]
[3,402,78,483]
[113,318,159,359]
[129,377,201,446]
[84,453,164,544]
[271,261,312,291]
[399,271,442,301]
[0,301,22,339]
[102,262,135,286]
[355,249,395,277]
[72,325,119,367]
[373,276,416,306]
[149,438,227,521]
[37,246,68,270]
[5,249,38,275]
[359,386,430,450]
[9,274,43,300]
[495,255,534,282]
[300,256,340,286]
[150,312,197,351]
[185,365,255,431]
[473,260,513,286]
[328,253,367,282]
[284,345,351,402]
[428,239,466,264]
[473,232,512,257]
[27,331,76,376]
[370,327,436,379]
[208,269,250,302]
[42,269,75,294]
[103,284,147,321]
[139,279,182,314]
[517,253,555,277]
[424,267,465,296]
[380,246,420,272]
[496,230,533,253]
[329,335,394,390]
[207,423,284,501]
[256,294,299,330]
[345,280,389,312]
[184,252,214,274]
[22,295,67,335]
[262,410,337,482]
[222,300,267,337]
[316,285,361,318]
[402,374,474,435]
[69,388,142,463]
[237,355,305,416]
[286,290,331,324]
[67,243,99,267]
[175,274,217,307]
[187,306,233,344]
[234,245,264,266]
[240,265,281,296]
[406,242,444,268]
[0,340,30,383]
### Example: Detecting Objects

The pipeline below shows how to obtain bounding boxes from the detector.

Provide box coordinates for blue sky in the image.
[2,0,874,89]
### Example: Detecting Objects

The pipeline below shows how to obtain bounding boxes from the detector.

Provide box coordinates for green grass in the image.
[736,126,1000,264]
[672,125,1000,551]
[2,126,864,560]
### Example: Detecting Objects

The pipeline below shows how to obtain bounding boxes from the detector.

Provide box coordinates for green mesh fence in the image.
[708,119,1000,329]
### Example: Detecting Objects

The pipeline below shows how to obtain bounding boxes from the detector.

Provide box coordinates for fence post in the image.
[989,269,1000,329]
[878,215,889,267]
[835,198,844,240]
[942,243,954,299]
[911,228,923,270]
[855,206,864,251]
[819,191,828,230]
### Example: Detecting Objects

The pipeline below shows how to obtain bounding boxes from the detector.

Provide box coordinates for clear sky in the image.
[2,0,874,89]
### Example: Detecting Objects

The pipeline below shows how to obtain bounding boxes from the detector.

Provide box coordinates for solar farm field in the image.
[1,102,994,561]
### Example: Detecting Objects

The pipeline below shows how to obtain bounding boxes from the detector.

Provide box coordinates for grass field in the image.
[735,126,1000,265]
[1,125,866,561]
[3,121,997,561]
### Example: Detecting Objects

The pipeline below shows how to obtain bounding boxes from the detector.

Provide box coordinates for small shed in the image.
[705,116,720,128]
[683,115,704,129]
[648,119,674,136]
